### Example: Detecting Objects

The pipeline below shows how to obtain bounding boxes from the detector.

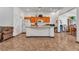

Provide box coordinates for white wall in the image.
[59,8,77,25]
[58,8,77,32]
[77,8,79,42]
[13,8,24,36]
[0,7,13,26]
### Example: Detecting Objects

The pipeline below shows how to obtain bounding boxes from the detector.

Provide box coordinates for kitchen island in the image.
[24,16,54,37]
[26,25,54,37]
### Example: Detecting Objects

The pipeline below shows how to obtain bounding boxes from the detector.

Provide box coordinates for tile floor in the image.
[0,32,78,51]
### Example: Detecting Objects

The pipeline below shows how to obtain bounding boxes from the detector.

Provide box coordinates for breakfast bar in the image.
[26,25,54,37]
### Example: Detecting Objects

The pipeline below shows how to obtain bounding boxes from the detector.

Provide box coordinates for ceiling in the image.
[19,7,75,15]
[19,7,63,13]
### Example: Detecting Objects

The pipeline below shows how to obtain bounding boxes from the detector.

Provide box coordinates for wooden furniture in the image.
[0,27,13,42]
[67,16,76,36]
[0,32,3,42]
[69,25,76,36]
[54,27,58,33]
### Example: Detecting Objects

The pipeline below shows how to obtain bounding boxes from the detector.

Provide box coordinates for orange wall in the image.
[24,17,50,23]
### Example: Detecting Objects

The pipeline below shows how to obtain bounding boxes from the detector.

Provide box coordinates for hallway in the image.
[0,32,78,51]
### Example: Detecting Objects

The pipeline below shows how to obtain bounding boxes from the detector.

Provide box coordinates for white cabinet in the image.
[49,27,54,37]
[26,26,54,37]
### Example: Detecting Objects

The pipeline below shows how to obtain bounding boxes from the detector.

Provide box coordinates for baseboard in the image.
[13,32,24,37]
[76,41,79,43]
